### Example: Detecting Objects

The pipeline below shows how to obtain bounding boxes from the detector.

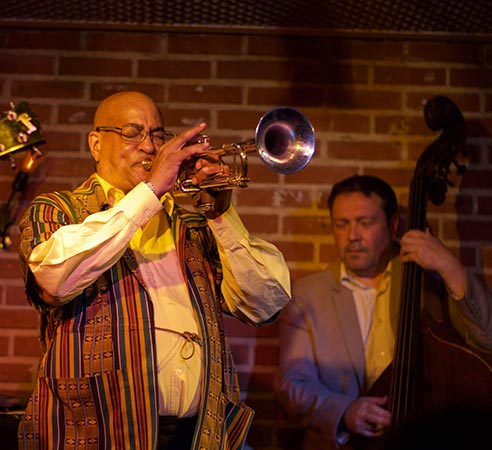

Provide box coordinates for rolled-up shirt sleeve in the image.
[27,182,163,304]
[207,205,291,325]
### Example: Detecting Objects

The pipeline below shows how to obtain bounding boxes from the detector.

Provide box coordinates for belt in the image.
[158,415,197,426]
[157,416,198,449]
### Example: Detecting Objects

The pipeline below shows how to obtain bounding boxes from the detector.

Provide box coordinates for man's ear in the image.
[88,130,101,163]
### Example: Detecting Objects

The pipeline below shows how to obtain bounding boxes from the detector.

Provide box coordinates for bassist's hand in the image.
[343,395,391,437]
[399,227,466,298]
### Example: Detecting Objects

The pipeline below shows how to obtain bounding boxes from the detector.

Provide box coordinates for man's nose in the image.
[140,134,157,154]
[348,223,361,240]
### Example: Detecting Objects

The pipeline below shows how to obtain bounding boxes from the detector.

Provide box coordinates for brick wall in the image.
[1,28,491,449]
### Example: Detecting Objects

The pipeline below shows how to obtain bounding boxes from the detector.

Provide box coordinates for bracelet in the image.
[144,180,157,197]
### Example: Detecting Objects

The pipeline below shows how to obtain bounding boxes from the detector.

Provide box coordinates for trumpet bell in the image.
[256,107,315,174]
[141,106,316,202]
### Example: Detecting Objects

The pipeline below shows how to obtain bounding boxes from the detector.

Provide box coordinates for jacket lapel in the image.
[331,264,366,391]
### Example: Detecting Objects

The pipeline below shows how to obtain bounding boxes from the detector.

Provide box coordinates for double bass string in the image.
[390,173,426,428]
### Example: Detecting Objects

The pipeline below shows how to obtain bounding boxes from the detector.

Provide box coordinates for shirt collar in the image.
[340,260,392,291]
[94,173,174,216]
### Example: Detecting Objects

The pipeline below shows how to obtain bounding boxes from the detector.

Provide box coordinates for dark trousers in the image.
[157,416,198,450]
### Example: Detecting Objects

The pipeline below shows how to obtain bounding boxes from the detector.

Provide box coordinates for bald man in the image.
[18,91,291,450]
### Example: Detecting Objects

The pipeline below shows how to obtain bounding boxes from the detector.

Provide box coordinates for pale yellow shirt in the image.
[340,262,394,389]
[28,174,291,417]
[110,181,202,417]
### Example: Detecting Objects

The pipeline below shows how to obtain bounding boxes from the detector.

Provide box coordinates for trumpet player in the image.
[18,90,291,450]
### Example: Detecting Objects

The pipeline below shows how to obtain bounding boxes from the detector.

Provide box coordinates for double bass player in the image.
[276,174,492,450]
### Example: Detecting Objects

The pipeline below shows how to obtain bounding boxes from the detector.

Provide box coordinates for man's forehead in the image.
[95,95,161,125]
[333,191,383,205]
[332,192,384,216]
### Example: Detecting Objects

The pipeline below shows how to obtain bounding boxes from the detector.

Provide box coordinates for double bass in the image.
[353,95,492,450]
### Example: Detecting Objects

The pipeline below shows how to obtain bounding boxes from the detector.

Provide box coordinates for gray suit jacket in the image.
[276,257,492,450]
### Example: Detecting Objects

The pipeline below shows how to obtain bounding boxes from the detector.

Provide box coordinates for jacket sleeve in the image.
[275,275,358,447]
[448,270,492,353]
[207,205,291,325]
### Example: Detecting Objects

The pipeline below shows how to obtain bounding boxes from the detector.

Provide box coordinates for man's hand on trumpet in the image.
[191,154,232,218]
[144,121,231,217]
[142,123,210,194]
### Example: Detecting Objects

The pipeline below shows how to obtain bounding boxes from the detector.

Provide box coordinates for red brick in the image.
[229,342,250,365]
[4,30,81,50]
[60,57,132,77]
[5,286,28,306]
[12,80,84,99]
[14,336,42,357]
[58,105,96,125]
[169,84,242,104]
[374,66,446,86]
[163,108,212,129]
[0,308,38,329]
[328,141,400,161]
[240,213,278,234]
[90,83,165,102]
[451,68,492,88]
[309,111,370,134]
[0,362,35,383]
[363,167,414,190]
[248,36,404,61]
[444,219,492,241]
[86,31,162,53]
[275,241,315,263]
[41,130,83,153]
[375,115,433,136]
[138,59,211,79]
[408,42,483,64]
[319,243,340,264]
[45,157,94,178]
[254,343,279,365]
[284,164,358,186]
[0,336,8,356]
[0,54,55,75]
[407,92,480,114]
[169,34,242,55]
[0,261,23,279]
[283,214,330,235]
[247,369,276,392]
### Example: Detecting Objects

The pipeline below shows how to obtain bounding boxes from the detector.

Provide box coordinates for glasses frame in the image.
[95,124,176,145]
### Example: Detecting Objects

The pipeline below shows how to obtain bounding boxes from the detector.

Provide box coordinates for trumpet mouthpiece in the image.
[142,159,152,171]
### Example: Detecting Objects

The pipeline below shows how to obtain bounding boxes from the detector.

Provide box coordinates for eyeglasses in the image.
[95,124,176,145]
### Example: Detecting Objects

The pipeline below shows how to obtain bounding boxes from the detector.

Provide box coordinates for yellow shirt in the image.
[340,263,394,390]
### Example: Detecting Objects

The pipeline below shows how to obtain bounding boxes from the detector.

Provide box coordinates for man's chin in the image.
[133,165,149,181]
[345,252,365,262]
[345,255,368,270]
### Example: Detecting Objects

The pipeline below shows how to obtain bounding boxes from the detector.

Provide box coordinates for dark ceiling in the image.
[1,0,492,37]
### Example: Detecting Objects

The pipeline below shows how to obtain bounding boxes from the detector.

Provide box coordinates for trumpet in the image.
[142,106,315,196]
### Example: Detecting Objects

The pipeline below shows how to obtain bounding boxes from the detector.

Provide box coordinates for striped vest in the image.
[18,174,253,450]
